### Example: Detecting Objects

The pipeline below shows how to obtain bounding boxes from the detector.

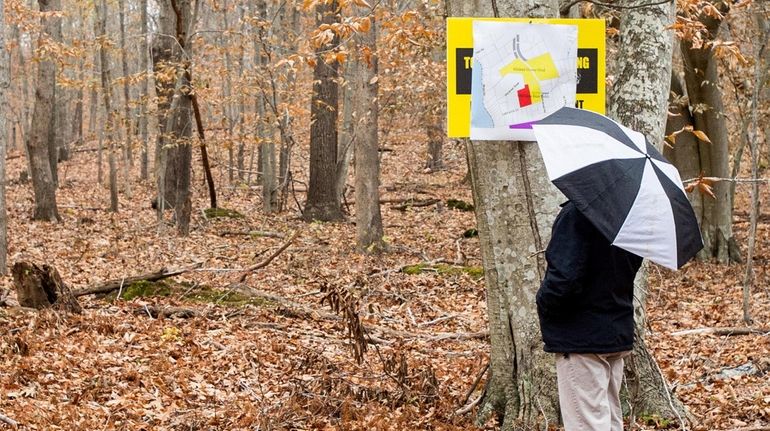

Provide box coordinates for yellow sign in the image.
[447,18,606,138]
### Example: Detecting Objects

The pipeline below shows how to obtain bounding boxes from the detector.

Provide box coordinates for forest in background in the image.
[0,0,768,429]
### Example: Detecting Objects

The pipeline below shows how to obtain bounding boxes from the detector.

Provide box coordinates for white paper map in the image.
[470,22,578,141]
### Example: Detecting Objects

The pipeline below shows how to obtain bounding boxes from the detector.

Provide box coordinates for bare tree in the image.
[353,7,384,252]
[445,1,563,428]
[26,0,61,221]
[140,0,150,180]
[304,0,344,222]
[0,0,9,273]
[680,1,738,263]
[118,0,133,199]
[94,0,119,212]
[609,0,690,422]
[742,4,769,324]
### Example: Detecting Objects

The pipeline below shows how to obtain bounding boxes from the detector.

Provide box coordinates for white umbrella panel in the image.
[531,107,703,270]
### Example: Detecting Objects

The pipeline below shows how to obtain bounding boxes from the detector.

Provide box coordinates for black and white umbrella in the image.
[531,107,703,270]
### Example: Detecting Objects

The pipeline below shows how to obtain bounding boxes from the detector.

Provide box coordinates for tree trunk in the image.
[140,0,149,180]
[742,7,769,324]
[446,1,563,429]
[337,45,357,203]
[94,0,119,213]
[354,11,384,252]
[664,69,704,224]
[118,0,133,200]
[255,0,277,213]
[609,0,690,424]
[304,0,343,222]
[152,0,176,188]
[159,0,194,235]
[47,0,62,187]
[680,1,737,264]
[26,0,60,221]
[0,0,8,274]
[12,262,82,313]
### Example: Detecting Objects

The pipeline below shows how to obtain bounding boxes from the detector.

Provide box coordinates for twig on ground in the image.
[0,411,18,427]
[238,230,300,282]
[418,314,459,328]
[460,361,489,408]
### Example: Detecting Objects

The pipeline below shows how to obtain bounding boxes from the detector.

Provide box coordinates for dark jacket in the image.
[536,201,643,353]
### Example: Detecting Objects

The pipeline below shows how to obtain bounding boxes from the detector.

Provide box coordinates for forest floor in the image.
[0,135,767,431]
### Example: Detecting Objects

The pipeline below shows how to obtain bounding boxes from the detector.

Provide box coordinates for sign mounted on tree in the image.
[446,17,606,139]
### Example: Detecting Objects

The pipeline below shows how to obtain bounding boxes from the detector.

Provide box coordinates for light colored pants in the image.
[555,351,630,431]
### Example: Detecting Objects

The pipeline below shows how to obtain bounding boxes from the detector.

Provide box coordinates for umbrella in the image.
[531,107,703,270]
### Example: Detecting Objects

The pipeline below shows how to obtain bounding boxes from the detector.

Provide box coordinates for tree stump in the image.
[11,262,82,313]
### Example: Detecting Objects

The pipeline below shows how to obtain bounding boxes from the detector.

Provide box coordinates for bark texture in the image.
[12,262,82,313]
[679,1,736,263]
[26,0,60,221]
[94,0,119,212]
[0,0,8,273]
[608,0,690,423]
[304,0,343,222]
[446,1,563,428]
[354,13,384,252]
[140,0,149,180]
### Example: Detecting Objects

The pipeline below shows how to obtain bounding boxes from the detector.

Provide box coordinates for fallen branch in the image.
[238,231,300,282]
[134,305,200,319]
[219,230,285,239]
[670,327,770,337]
[227,284,488,342]
[0,411,18,426]
[73,262,204,297]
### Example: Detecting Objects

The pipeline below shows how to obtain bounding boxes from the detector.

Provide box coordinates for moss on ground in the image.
[204,207,245,219]
[112,281,272,307]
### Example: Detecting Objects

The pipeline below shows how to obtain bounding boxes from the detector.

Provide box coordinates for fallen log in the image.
[134,305,200,319]
[670,327,770,337]
[73,263,203,297]
[12,262,82,313]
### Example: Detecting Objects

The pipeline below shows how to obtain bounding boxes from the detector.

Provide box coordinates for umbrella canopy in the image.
[532,107,703,270]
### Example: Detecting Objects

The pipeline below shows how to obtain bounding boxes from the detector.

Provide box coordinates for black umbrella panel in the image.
[532,107,703,270]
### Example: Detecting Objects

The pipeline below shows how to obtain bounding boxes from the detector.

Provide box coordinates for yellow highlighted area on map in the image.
[499,53,560,105]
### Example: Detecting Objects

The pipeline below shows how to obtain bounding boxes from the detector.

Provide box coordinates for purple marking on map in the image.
[509,121,536,130]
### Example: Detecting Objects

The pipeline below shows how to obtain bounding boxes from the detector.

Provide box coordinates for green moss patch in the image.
[114,280,172,301]
[111,281,272,308]
[204,207,245,219]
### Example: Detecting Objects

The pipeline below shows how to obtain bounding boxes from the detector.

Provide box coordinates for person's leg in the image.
[605,351,631,430]
[555,353,612,430]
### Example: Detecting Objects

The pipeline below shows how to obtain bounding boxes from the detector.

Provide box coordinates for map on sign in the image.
[470,22,578,141]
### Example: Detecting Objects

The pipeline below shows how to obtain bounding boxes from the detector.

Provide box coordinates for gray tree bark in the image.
[609,0,690,424]
[119,0,133,200]
[353,11,384,252]
[446,1,563,429]
[255,0,277,213]
[47,0,62,186]
[680,1,737,264]
[140,0,150,180]
[160,0,194,235]
[94,0,118,212]
[304,0,343,222]
[0,0,9,273]
[26,0,61,221]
